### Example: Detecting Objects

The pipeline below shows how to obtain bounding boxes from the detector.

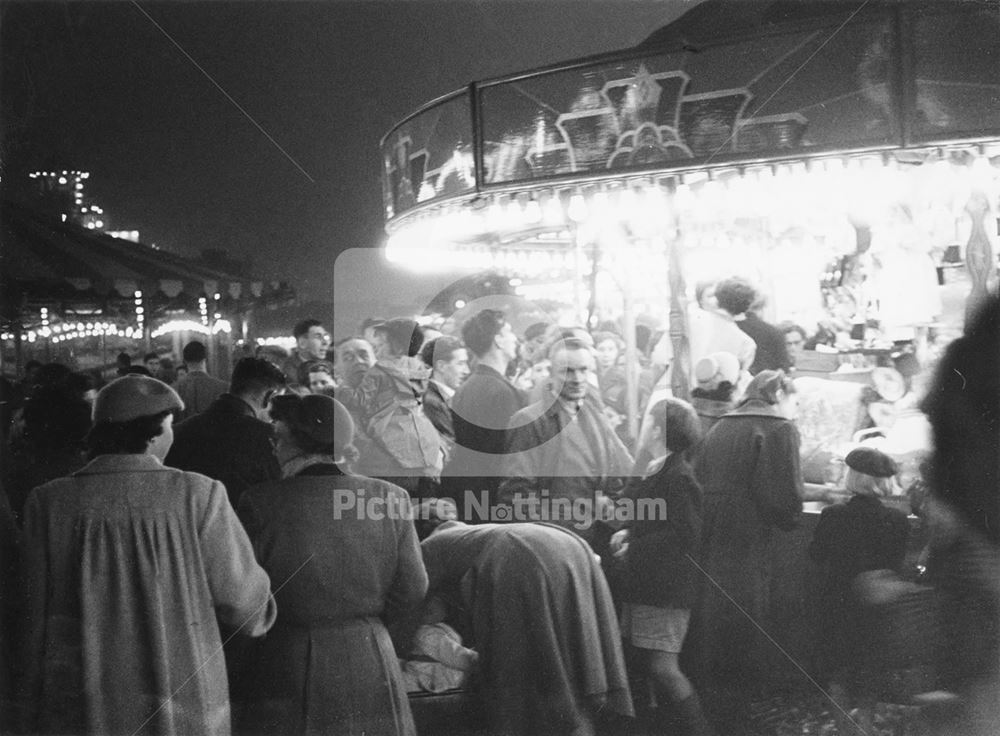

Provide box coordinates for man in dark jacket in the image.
[443,309,524,514]
[165,357,286,509]
[419,335,470,458]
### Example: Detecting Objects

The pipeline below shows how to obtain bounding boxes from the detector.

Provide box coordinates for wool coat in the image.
[19,454,276,736]
[236,465,427,736]
[619,452,703,609]
[421,522,634,736]
[691,400,803,685]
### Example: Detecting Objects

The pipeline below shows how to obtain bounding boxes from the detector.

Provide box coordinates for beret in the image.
[694,351,740,390]
[93,375,184,423]
[845,446,898,478]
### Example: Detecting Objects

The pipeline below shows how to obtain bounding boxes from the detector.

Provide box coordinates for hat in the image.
[271,393,354,451]
[694,352,740,391]
[845,446,898,478]
[93,375,184,423]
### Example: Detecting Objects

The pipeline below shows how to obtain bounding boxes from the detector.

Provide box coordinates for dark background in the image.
[0,1,693,301]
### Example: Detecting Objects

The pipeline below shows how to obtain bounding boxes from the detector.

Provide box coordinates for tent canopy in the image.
[1,199,269,326]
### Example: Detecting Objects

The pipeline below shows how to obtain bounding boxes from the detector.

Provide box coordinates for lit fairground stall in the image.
[377,0,999,710]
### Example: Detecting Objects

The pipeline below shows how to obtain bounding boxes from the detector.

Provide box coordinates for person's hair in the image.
[741,369,796,406]
[690,383,737,402]
[307,360,335,377]
[268,394,336,456]
[293,318,323,339]
[230,357,287,396]
[420,335,464,369]
[714,277,757,316]
[23,385,92,452]
[143,352,160,363]
[844,467,894,498]
[182,341,208,364]
[524,321,550,342]
[547,336,593,362]
[648,398,702,454]
[778,322,808,340]
[87,409,172,458]
[24,359,43,373]
[115,352,131,368]
[460,309,507,358]
[635,324,652,353]
[126,365,152,376]
[920,294,999,543]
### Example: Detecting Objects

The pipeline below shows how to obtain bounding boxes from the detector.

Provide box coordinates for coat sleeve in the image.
[17,488,48,733]
[495,416,545,508]
[384,489,429,624]
[750,421,803,531]
[198,479,277,637]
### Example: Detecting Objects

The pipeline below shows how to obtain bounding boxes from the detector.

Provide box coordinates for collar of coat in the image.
[73,454,166,475]
[724,398,787,420]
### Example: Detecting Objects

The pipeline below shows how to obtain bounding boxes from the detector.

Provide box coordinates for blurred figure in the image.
[3,378,91,524]
[690,370,803,733]
[281,318,331,388]
[20,375,275,735]
[918,294,999,736]
[306,360,337,393]
[688,279,756,380]
[778,322,809,368]
[522,321,551,365]
[689,352,741,436]
[809,446,909,735]
[143,351,161,376]
[419,336,469,458]
[420,518,633,736]
[166,357,286,509]
[176,340,228,419]
[114,352,132,377]
[610,398,713,736]
[237,394,426,736]
[735,289,791,375]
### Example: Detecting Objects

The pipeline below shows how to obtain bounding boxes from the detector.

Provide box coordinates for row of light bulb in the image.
[151,319,232,338]
[0,323,143,343]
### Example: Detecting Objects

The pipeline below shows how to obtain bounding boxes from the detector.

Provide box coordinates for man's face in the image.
[145,357,160,373]
[784,330,805,362]
[551,347,594,402]
[298,325,330,361]
[309,369,336,394]
[595,338,619,370]
[335,339,375,387]
[436,348,470,391]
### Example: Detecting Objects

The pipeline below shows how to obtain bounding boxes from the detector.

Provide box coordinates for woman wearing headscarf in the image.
[19,375,276,736]
[236,394,427,736]
[689,370,803,733]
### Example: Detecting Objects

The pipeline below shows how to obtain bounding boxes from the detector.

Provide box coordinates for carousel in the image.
[378,0,998,458]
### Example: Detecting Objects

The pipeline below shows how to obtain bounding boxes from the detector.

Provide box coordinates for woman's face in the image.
[596,339,619,369]
[309,369,336,393]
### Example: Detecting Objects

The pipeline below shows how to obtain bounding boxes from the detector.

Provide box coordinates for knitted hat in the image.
[694,352,740,391]
[92,375,184,423]
[845,446,898,478]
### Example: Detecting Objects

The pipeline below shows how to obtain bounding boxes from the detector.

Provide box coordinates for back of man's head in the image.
[461,309,506,358]
[182,340,208,365]
[714,277,757,317]
[230,357,287,397]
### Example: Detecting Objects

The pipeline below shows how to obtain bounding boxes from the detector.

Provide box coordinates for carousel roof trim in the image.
[380,0,1000,227]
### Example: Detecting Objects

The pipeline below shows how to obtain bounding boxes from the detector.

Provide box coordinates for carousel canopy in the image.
[1,199,268,325]
[381,0,999,226]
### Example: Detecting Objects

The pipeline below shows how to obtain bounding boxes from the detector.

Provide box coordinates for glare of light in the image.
[134,290,142,299]
[95,220,103,228]
[454,299,466,309]
[87,222,95,229]
[58,177,67,184]
[567,193,588,223]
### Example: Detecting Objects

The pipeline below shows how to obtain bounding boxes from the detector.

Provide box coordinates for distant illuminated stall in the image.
[378,1,999,436]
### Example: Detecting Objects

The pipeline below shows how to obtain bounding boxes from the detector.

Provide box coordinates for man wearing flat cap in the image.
[19,375,276,736]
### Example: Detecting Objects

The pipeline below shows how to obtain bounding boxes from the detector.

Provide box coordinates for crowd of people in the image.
[0,287,996,736]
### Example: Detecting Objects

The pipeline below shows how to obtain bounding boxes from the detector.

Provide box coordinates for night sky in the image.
[1,0,694,303]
